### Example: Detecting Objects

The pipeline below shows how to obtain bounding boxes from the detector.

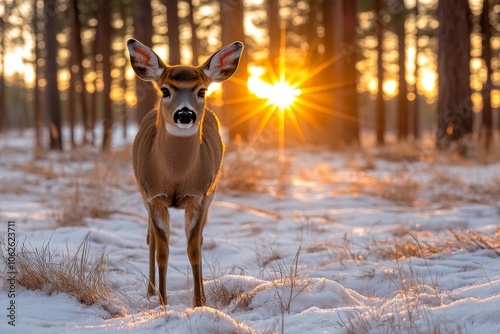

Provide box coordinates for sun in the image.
[268,80,301,110]
[247,70,301,110]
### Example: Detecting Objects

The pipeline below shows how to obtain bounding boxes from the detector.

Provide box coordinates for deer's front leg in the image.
[149,199,170,305]
[146,216,156,298]
[185,195,212,307]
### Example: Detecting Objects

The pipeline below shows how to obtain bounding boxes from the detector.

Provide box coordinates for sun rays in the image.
[220,21,359,150]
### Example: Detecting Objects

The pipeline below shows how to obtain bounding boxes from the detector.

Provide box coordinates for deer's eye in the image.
[161,87,171,98]
[198,88,206,98]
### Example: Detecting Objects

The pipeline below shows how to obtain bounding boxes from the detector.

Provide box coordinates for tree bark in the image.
[97,0,113,151]
[480,0,492,150]
[413,0,420,141]
[33,0,43,151]
[267,0,280,73]
[437,0,472,149]
[375,0,385,145]
[187,0,199,66]
[69,0,90,145]
[165,0,181,65]
[0,3,7,132]
[220,0,249,140]
[134,0,156,124]
[68,50,76,146]
[340,0,359,146]
[396,0,408,141]
[319,0,343,147]
[43,0,63,150]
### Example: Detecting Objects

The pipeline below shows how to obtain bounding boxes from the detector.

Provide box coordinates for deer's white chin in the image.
[166,123,199,137]
[176,123,193,129]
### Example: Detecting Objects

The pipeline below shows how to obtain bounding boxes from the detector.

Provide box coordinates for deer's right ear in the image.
[127,39,165,82]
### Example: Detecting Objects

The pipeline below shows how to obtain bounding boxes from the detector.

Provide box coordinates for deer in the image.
[126,38,243,307]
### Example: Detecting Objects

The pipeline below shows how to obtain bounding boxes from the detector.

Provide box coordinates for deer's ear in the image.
[201,41,243,83]
[127,39,165,82]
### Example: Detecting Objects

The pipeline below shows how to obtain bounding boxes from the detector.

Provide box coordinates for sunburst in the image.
[222,20,359,152]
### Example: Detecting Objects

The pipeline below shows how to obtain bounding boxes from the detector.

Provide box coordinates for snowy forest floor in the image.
[1,129,500,333]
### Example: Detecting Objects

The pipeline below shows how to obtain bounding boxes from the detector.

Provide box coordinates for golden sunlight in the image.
[247,69,301,110]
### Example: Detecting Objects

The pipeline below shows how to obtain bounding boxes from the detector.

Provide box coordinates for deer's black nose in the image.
[173,108,196,124]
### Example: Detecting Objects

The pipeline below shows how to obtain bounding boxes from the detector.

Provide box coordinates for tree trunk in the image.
[340,0,359,146]
[480,0,492,150]
[68,52,76,147]
[33,0,43,151]
[220,0,249,140]
[122,63,128,139]
[69,0,90,145]
[165,0,181,65]
[396,0,408,141]
[44,0,63,151]
[68,0,76,147]
[267,0,280,73]
[319,0,343,147]
[437,0,472,149]
[134,0,156,124]
[375,0,385,145]
[97,0,113,152]
[0,3,7,132]
[413,0,420,141]
[187,0,199,66]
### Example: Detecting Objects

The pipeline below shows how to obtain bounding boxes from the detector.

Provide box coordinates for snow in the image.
[1,129,500,333]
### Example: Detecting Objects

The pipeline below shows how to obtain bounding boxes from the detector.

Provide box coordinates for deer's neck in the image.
[154,109,202,177]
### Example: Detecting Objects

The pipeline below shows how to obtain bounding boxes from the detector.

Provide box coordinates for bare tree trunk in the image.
[122,63,128,139]
[320,0,343,147]
[220,0,249,140]
[187,0,198,66]
[44,0,63,150]
[267,0,280,72]
[68,54,76,146]
[69,0,90,145]
[480,0,492,150]
[165,0,181,65]
[375,0,385,145]
[340,0,359,146]
[437,0,472,149]
[304,0,321,68]
[396,0,408,141]
[68,0,76,147]
[90,30,97,145]
[33,0,43,151]
[0,3,7,132]
[413,0,420,141]
[134,0,156,124]
[97,0,113,152]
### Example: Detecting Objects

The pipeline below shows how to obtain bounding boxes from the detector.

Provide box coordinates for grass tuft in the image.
[1,232,111,306]
[219,146,266,193]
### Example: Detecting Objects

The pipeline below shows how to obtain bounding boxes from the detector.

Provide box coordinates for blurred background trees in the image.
[0,0,498,154]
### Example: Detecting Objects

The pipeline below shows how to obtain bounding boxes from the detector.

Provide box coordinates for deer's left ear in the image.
[201,41,243,83]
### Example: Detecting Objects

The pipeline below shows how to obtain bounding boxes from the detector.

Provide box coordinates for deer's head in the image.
[127,39,243,137]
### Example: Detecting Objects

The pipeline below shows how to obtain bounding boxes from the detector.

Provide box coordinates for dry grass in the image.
[370,227,500,261]
[373,142,434,163]
[429,170,500,206]
[2,232,111,306]
[207,278,247,310]
[219,146,266,193]
[447,227,500,256]
[266,245,313,315]
[341,172,420,205]
[51,157,120,226]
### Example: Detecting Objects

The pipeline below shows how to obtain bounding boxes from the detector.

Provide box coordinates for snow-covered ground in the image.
[1,129,500,333]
